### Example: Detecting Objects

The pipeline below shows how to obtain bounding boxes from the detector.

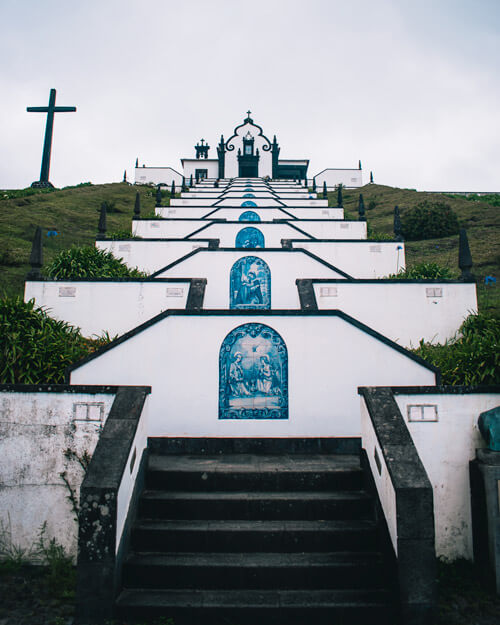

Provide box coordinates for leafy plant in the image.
[46,245,148,279]
[107,229,141,240]
[36,522,74,598]
[412,313,500,385]
[388,262,454,280]
[401,201,460,241]
[0,296,111,383]
[0,515,37,572]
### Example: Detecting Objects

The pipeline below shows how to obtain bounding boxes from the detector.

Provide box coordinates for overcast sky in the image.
[1,0,499,191]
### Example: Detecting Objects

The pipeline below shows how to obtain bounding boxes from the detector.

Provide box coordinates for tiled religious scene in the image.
[219,323,288,419]
[230,256,271,310]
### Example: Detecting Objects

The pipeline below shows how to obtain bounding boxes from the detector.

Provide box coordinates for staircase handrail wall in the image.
[76,385,151,623]
[358,386,436,625]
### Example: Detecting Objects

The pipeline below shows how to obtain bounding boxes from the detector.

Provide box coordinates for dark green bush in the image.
[0,296,109,383]
[401,201,460,240]
[389,262,454,280]
[46,246,148,279]
[413,313,500,385]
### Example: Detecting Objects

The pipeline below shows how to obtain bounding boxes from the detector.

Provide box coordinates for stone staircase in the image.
[115,438,397,624]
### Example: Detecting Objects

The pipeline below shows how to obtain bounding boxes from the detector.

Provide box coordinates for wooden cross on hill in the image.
[27,88,76,188]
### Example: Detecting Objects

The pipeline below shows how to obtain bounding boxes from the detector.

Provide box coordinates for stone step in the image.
[122,551,386,590]
[138,489,373,521]
[131,518,379,552]
[148,437,361,456]
[146,453,363,492]
[116,588,394,624]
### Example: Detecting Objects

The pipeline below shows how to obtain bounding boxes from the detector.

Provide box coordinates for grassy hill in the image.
[1,181,499,315]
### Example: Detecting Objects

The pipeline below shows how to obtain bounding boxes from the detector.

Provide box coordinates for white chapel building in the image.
[134,112,364,189]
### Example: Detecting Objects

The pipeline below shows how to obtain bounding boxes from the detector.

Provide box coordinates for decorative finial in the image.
[97,203,107,239]
[370,171,374,183]
[322,181,327,199]
[394,206,403,241]
[133,192,141,220]
[170,180,176,197]
[337,184,343,208]
[27,226,43,279]
[135,157,138,168]
[123,170,127,182]
[358,194,366,221]
[459,228,473,279]
[358,160,362,170]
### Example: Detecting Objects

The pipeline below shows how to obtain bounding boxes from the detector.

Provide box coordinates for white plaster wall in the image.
[156,251,346,308]
[156,206,220,219]
[183,160,219,179]
[314,169,363,189]
[187,222,310,248]
[133,219,362,242]
[287,208,344,220]
[395,392,500,561]
[189,208,298,221]
[25,281,191,337]
[71,315,436,438]
[157,207,344,221]
[135,167,183,186]
[314,282,477,346]
[294,241,406,278]
[0,391,116,560]
[293,221,366,240]
[116,396,150,553]
[360,398,398,553]
[277,199,329,208]
[214,198,284,208]
[169,197,329,209]
[170,198,217,206]
[95,240,209,274]
[132,219,212,239]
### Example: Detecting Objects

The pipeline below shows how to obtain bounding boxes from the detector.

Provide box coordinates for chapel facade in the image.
[135,112,364,189]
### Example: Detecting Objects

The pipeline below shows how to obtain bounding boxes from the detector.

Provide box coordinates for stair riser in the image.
[132,527,379,553]
[148,437,361,456]
[138,498,373,521]
[146,470,363,492]
[115,604,393,625]
[122,563,386,590]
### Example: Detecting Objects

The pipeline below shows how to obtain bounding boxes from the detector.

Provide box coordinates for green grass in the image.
[0,183,157,297]
[0,181,498,315]
[339,185,500,316]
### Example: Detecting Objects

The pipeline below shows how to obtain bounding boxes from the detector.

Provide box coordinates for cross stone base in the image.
[31,181,54,189]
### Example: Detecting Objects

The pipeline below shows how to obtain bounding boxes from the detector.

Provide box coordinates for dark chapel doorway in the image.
[238,134,259,177]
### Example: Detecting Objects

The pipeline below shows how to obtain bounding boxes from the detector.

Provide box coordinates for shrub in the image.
[46,245,148,279]
[388,262,454,280]
[0,296,111,383]
[401,201,460,240]
[107,229,141,240]
[412,313,500,385]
